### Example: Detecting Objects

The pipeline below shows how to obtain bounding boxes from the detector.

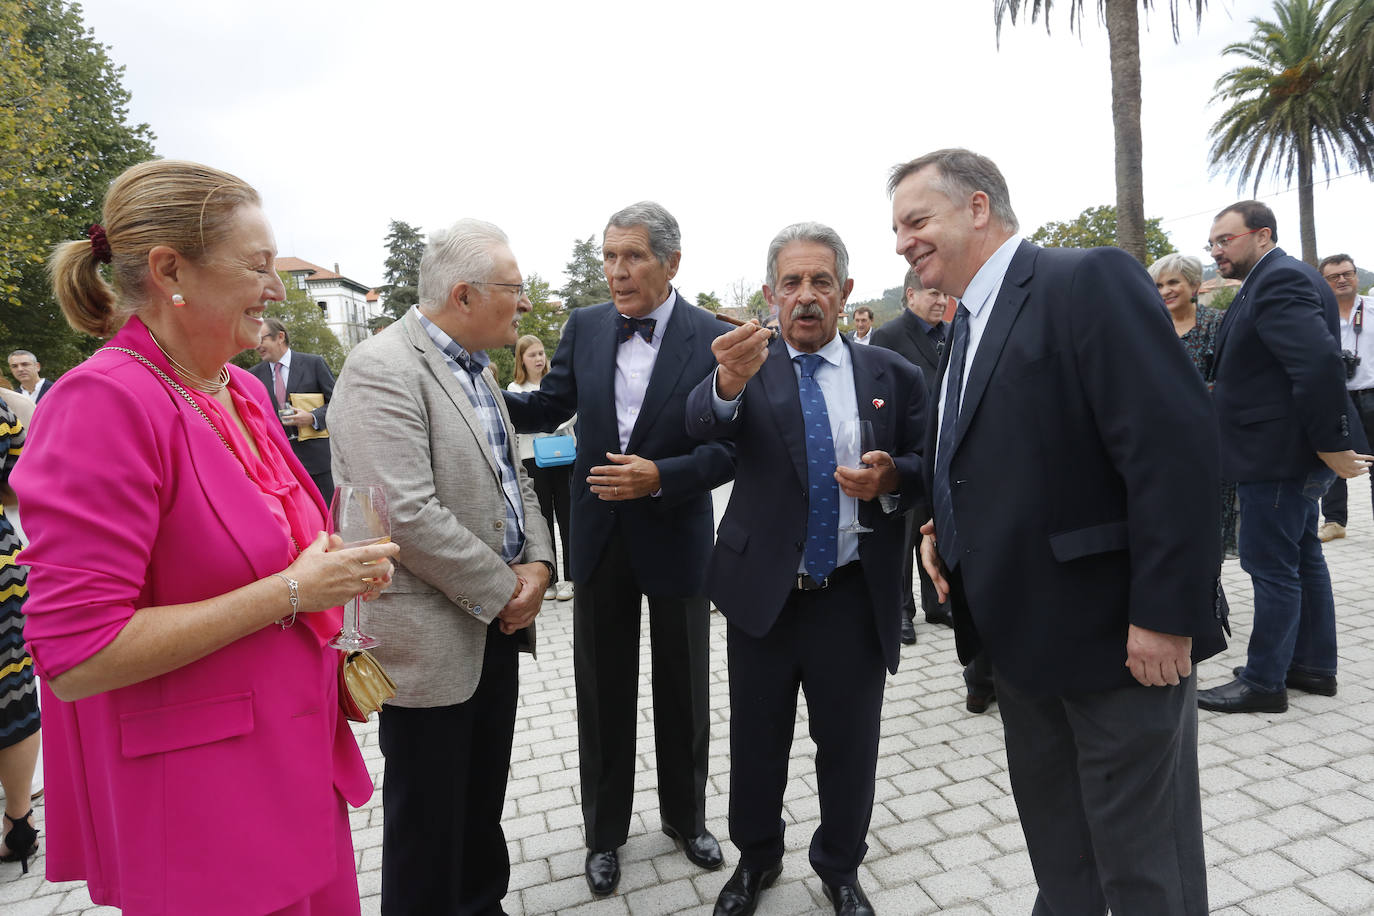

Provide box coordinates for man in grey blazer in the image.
[330,218,554,915]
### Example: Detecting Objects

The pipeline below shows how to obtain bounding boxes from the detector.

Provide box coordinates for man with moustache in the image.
[894,148,1224,915]
[330,219,554,914]
[1317,254,1374,541]
[870,275,951,642]
[687,222,925,916]
[503,202,733,896]
[1198,205,1372,712]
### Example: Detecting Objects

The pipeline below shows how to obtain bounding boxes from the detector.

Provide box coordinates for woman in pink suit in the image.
[14,160,398,914]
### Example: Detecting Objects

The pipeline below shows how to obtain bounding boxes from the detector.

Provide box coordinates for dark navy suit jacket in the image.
[685,337,926,674]
[1212,246,1366,481]
[503,293,734,596]
[931,241,1227,696]
[249,351,335,479]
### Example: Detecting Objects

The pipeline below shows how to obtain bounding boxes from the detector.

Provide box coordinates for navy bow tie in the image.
[616,315,656,344]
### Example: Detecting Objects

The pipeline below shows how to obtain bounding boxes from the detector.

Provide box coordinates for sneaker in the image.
[1318,522,1346,542]
[543,586,557,601]
[556,581,575,601]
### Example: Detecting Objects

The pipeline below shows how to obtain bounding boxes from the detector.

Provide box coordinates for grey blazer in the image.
[329,308,554,707]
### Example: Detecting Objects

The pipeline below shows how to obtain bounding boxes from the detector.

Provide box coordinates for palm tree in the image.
[1207,0,1374,265]
[993,1,1206,265]
[1333,0,1373,119]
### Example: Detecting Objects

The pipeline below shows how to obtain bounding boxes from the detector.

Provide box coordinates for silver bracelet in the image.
[273,573,299,629]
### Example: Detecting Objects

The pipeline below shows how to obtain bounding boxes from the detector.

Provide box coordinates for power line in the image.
[1158,167,1374,225]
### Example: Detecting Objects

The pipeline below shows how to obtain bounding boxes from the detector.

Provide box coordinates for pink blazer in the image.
[15,318,372,915]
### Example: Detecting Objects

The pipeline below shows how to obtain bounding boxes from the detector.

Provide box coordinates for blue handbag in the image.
[533,435,576,468]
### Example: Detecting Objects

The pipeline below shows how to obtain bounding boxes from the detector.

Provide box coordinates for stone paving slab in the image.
[8,477,1374,913]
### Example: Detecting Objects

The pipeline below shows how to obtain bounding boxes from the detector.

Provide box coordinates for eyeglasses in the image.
[468,280,527,298]
[1204,227,1263,253]
[1323,270,1357,283]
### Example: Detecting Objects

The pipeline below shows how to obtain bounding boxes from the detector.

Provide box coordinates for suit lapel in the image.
[849,340,891,450]
[1212,246,1281,370]
[760,339,809,488]
[627,293,692,454]
[593,305,622,446]
[904,310,939,369]
[402,311,503,481]
[952,242,1033,450]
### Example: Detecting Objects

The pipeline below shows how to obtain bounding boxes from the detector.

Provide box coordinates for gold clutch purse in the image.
[338,649,397,723]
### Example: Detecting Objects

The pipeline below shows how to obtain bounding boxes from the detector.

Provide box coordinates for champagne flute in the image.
[835,419,875,534]
[328,483,389,651]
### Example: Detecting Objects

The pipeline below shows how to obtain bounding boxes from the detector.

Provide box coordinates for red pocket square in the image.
[872,398,885,409]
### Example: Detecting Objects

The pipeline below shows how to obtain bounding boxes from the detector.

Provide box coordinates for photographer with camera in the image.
[1319,254,1374,542]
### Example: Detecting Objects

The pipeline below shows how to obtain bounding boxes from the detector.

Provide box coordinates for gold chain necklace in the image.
[146,327,230,394]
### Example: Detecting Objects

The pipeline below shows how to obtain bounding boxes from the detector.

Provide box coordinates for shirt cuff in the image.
[710,367,743,421]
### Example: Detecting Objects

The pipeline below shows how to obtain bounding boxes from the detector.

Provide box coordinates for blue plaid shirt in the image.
[418,311,527,563]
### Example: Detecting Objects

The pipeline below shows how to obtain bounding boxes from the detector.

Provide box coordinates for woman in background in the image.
[1148,252,1238,559]
[0,393,40,873]
[509,334,575,602]
[16,159,397,914]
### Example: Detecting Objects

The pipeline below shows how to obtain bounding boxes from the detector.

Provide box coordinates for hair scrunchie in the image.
[88,224,113,264]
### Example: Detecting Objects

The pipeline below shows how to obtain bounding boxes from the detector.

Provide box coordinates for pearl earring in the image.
[171,294,186,307]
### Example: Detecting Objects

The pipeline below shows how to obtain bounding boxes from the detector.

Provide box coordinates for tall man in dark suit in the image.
[870,274,949,643]
[251,318,336,503]
[503,202,734,897]
[687,223,925,916]
[1197,202,1372,712]
[895,149,1225,916]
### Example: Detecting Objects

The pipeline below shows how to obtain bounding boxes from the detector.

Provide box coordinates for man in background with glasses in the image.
[1316,254,1374,542]
[1198,203,1372,714]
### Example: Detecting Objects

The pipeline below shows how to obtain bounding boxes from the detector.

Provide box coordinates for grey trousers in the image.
[998,673,1207,916]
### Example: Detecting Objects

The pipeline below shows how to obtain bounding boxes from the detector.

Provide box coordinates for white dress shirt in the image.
[614,289,675,452]
[936,234,1023,446]
[1339,294,1374,391]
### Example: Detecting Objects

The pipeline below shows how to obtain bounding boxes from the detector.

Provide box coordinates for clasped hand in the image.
[588,453,661,501]
[498,562,550,635]
[835,452,899,501]
[281,407,315,428]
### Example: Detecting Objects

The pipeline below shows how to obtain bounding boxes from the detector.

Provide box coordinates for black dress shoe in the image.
[924,608,952,627]
[585,849,620,897]
[662,823,724,870]
[966,691,995,714]
[713,861,782,916]
[900,616,917,645]
[822,879,875,915]
[1198,677,1287,713]
[1234,665,1338,697]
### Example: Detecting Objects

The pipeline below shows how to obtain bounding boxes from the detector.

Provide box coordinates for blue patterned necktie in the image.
[796,353,839,581]
[932,304,970,569]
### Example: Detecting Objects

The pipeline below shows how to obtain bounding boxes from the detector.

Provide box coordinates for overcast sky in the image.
[81,0,1373,303]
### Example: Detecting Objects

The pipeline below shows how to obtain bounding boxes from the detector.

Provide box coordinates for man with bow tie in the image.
[687,222,925,916]
[503,201,734,897]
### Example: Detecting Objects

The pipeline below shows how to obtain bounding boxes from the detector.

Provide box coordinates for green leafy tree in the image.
[488,274,566,388]
[0,0,156,376]
[694,291,723,312]
[379,219,424,323]
[230,272,348,374]
[747,290,768,321]
[1208,0,1374,265]
[1029,204,1175,262]
[994,0,1206,263]
[559,235,610,309]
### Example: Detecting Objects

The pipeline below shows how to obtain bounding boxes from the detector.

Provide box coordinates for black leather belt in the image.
[794,561,861,592]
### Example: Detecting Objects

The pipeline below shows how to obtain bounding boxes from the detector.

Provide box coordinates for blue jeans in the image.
[1236,469,1338,692]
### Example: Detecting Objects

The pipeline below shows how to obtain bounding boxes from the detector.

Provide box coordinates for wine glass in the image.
[835,419,875,534]
[328,483,389,651]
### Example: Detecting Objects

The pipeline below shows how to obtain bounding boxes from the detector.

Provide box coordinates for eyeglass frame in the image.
[1322,269,1358,284]
[465,280,528,298]
[1204,226,1265,253]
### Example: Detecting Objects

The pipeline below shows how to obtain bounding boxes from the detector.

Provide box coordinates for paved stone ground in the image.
[6,478,1374,914]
